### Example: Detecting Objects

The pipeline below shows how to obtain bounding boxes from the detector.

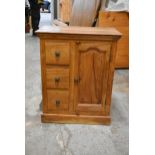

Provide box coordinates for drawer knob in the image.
[54,77,60,83]
[55,51,60,58]
[55,100,60,106]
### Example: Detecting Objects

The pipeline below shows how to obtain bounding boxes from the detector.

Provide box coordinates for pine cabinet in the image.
[98,11,129,68]
[36,26,121,125]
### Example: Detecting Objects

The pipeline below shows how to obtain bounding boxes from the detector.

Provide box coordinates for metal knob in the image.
[74,77,81,84]
[55,51,60,58]
[55,100,60,106]
[54,77,60,83]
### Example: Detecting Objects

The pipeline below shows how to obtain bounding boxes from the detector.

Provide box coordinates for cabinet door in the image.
[74,42,111,114]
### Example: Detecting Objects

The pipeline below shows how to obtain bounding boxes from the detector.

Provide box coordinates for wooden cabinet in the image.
[37,26,121,125]
[98,11,129,68]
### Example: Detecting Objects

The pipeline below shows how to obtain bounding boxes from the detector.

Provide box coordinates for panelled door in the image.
[74,41,112,115]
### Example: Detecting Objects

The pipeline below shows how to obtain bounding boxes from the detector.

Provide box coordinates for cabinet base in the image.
[41,113,111,125]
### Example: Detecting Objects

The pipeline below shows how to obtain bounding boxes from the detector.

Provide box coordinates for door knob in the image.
[55,100,60,106]
[74,77,81,84]
[55,51,60,58]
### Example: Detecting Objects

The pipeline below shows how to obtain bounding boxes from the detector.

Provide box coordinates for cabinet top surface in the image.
[36,26,122,36]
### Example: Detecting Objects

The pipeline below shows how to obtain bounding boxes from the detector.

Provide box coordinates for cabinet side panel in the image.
[40,39,48,113]
[106,41,118,115]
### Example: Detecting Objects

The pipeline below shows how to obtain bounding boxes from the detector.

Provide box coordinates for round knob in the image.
[55,100,60,106]
[55,51,60,58]
[74,77,81,84]
[54,77,60,83]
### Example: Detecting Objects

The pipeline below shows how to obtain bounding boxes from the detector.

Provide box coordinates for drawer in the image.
[45,41,70,65]
[46,67,69,89]
[47,90,69,111]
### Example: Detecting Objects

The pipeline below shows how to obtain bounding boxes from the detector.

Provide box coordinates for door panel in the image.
[74,42,111,114]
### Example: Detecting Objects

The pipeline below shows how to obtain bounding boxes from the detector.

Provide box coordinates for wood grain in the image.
[53,19,68,27]
[74,42,111,115]
[37,26,121,124]
[70,0,101,26]
[37,26,122,37]
[98,11,129,68]
[40,39,48,113]
[45,41,70,65]
[42,113,111,125]
[57,0,102,26]
[59,0,72,23]
[47,90,69,111]
[105,41,118,115]
[46,67,69,89]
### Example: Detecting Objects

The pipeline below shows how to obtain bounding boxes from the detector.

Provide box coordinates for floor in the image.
[25,13,129,155]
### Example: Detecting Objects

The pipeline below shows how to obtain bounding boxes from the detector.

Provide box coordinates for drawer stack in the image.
[45,41,70,112]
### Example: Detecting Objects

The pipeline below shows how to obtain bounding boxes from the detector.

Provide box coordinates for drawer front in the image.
[46,67,69,89]
[47,90,69,111]
[45,41,70,65]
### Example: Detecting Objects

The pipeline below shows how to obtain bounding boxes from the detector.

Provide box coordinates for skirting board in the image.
[41,114,111,125]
